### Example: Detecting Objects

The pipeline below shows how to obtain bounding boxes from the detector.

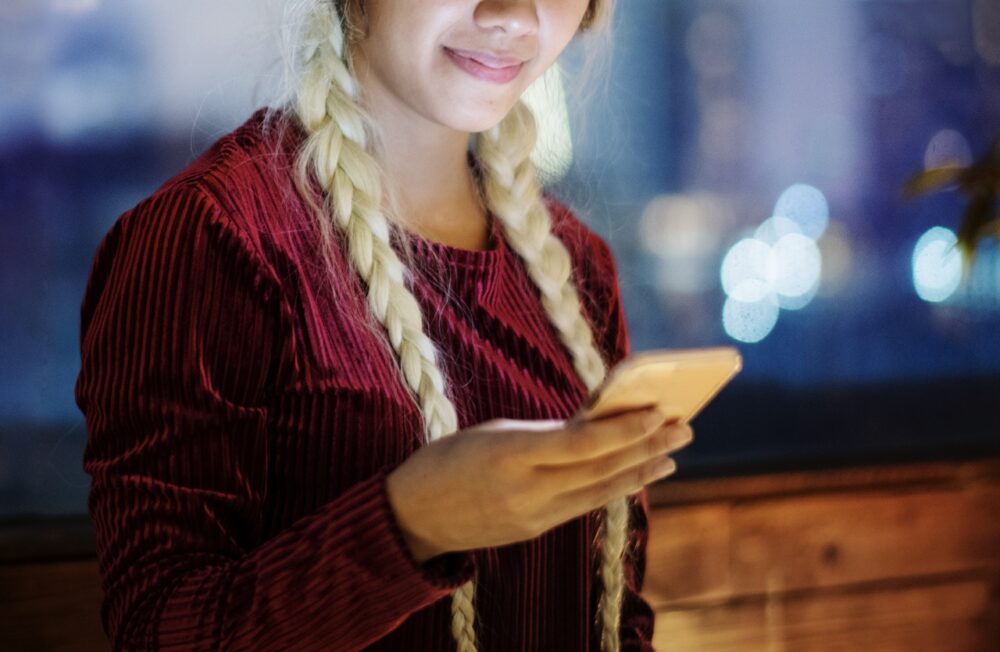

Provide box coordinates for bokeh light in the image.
[720,232,823,314]
[817,220,853,295]
[754,215,803,245]
[923,128,973,170]
[771,233,822,309]
[723,295,780,343]
[912,227,963,303]
[640,194,724,258]
[721,238,773,302]
[640,193,730,295]
[773,183,830,240]
[720,184,831,342]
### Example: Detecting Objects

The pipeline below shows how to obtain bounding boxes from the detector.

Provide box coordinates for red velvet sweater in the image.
[75,108,655,651]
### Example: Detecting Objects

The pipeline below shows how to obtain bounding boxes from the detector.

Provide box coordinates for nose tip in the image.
[474,0,539,36]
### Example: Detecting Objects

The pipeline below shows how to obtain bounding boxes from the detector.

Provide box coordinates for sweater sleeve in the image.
[75,184,475,651]
[587,232,657,651]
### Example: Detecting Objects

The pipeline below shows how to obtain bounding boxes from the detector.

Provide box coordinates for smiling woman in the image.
[344,0,587,131]
[74,1,673,651]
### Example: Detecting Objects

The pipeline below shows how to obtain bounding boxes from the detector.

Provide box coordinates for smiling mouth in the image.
[443,47,526,84]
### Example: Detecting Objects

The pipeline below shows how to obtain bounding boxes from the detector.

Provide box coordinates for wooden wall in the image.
[644,458,1000,651]
[1,458,998,650]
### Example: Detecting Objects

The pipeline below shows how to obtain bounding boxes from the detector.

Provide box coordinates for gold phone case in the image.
[578,347,743,423]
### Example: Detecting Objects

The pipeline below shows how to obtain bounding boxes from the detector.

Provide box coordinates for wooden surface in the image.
[654,576,999,652]
[645,457,1000,651]
[0,559,106,651]
[1,457,998,650]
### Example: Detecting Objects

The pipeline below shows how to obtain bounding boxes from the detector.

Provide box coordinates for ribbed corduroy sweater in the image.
[75,108,655,651]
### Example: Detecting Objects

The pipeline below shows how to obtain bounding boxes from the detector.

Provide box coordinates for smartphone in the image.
[575,346,742,423]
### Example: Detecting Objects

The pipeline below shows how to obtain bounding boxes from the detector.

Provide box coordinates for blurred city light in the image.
[721,232,822,310]
[640,193,730,295]
[912,226,963,303]
[773,183,830,240]
[816,220,853,295]
[723,295,780,343]
[721,238,773,303]
[771,233,822,309]
[720,183,831,342]
[923,128,973,170]
[754,215,803,245]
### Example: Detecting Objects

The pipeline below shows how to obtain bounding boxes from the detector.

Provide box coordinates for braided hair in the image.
[285,2,630,650]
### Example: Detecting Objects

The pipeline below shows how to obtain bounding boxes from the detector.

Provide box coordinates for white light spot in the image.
[640,193,731,295]
[771,233,822,303]
[721,238,772,302]
[754,216,802,246]
[723,296,780,343]
[773,184,830,240]
[923,128,973,170]
[912,227,963,303]
[640,194,723,258]
[721,233,821,310]
[777,281,820,311]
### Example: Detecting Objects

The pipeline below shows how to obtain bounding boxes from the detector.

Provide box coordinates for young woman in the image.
[75,1,693,649]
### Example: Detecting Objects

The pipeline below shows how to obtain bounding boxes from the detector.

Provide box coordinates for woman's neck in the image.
[358,75,492,250]
[381,127,491,250]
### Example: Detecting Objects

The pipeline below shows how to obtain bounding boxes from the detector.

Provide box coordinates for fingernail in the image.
[669,428,693,445]
[653,457,676,478]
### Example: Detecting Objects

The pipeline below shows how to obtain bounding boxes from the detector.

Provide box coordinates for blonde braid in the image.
[476,101,630,652]
[292,3,480,650]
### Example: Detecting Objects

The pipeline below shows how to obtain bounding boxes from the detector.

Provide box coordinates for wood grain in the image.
[653,576,1000,652]
[0,559,107,652]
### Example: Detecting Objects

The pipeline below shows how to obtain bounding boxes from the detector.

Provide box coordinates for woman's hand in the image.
[385,407,693,563]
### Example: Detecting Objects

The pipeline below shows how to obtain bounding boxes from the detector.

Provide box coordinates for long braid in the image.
[292,4,480,649]
[476,101,630,652]
[294,3,458,442]
[293,2,625,650]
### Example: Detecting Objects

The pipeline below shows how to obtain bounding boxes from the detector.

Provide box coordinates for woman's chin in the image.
[446,104,521,135]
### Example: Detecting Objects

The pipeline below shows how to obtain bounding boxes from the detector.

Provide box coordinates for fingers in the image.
[548,453,678,522]
[527,407,676,466]
[534,423,692,494]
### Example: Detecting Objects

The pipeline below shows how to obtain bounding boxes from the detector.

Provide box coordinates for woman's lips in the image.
[444,47,525,84]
